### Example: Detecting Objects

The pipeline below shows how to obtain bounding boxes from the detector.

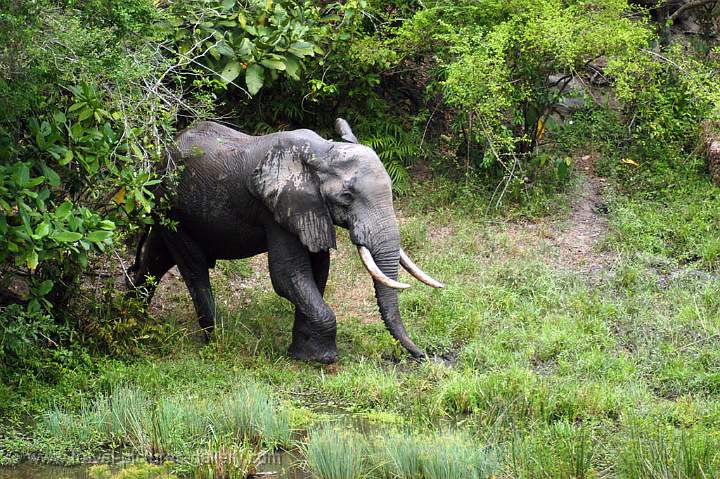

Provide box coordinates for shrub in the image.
[0,1,176,377]
[404,0,652,158]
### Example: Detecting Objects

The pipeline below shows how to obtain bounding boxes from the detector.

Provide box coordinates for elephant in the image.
[128,118,443,363]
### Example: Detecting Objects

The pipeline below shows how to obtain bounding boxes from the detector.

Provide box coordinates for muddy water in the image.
[0,463,98,479]
[0,411,454,478]
[0,449,309,479]
[256,449,310,479]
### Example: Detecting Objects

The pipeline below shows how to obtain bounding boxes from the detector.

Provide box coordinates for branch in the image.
[669,0,718,21]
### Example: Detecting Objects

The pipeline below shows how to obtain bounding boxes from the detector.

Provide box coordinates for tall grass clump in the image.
[380,433,424,479]
[40,383,291,464]
[191,438,260,479]
[619,425,720,479]
[509,422,596,479]
[422,433,499,479]
[43,407,96,445]
[305,427,370,479]
[375,431,500,479]
[218,383,291,449]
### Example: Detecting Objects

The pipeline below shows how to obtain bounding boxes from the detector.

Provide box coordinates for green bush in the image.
[402,0,651,159]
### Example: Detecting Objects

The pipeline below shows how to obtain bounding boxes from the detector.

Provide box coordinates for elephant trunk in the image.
[364,221,426,359]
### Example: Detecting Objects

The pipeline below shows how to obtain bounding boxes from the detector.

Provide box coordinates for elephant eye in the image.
[338,191,353,204]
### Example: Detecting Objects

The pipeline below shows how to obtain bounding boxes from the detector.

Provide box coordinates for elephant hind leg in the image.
[159,227,217,335]
[127,226,175,304]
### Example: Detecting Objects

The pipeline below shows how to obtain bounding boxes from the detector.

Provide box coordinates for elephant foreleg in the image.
[266,226,337,363]
[290,251,330,360]
[160,227,217,335]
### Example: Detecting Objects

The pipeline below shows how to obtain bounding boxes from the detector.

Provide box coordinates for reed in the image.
[305,427,370,479]
[381,433,424,479]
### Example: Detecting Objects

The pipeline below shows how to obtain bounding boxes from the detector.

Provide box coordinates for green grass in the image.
[305,427,370,479]
[379,433,424,479]
[35,383,288,472]
[2,158,720,477]
[601,154,720,271]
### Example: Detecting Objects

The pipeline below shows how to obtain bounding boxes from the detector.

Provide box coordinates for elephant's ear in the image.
[250,140,336,253]
[334,118,359,144]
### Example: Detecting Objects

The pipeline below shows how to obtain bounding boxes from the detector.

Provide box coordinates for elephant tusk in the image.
[399,248,445,289]
[357,246,411,290]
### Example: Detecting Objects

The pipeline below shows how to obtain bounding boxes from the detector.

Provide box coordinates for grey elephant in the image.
[128,119,442,363]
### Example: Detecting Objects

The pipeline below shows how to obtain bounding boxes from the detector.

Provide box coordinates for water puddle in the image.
[0,450,309,479]
[256,450,309,479]
[0,463,100,479]
[0,410,460,478]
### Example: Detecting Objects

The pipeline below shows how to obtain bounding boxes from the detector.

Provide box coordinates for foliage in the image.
[430,0,651,155]
[0,0,174,380]
[1,84,155,282]
[608,42,720,163]
[170,0,327,96]
[353,114,421,193]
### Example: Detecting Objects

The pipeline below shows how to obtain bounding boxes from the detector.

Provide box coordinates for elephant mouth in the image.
[356,245,444,290]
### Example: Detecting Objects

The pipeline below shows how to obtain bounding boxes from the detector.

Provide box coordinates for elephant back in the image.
[175,121,254,157]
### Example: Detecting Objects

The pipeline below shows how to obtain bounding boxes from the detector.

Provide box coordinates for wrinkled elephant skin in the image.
[128,119,442,363]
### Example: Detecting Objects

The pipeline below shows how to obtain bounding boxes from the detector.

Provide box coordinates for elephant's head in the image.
[250,119,443,359]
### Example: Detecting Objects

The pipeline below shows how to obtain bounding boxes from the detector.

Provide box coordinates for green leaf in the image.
[13,164,30,187]
[237,38,253,58]
[78,108,93,122]
[68,101,86,112]
[285,55,300,80]
[28,176,45,188]
[37,280,53,296]
[78,251,88,268]
[99,220,115,230]
[260,58,286,71]
[86,230,113,243]
[53,230,83,243]
[27,250,38,270]
[215,41,235,58]
[245,64,265,95]
[55,200,73,220]
[34,221,50,239]
[59,149,74,166]
[221,0,236,10]
[28,298,41,313]
[41,165,61,186]
[220,61,242,84]
[288,41,315,57]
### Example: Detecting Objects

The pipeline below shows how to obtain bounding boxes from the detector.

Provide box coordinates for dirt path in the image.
[499,153,614,275]
[552,154,613,273]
